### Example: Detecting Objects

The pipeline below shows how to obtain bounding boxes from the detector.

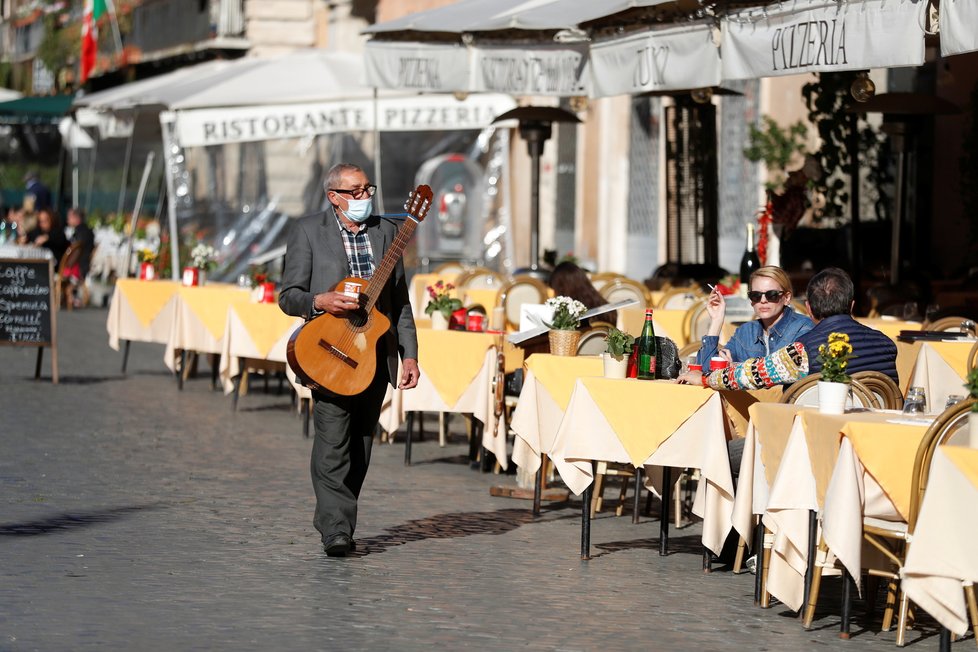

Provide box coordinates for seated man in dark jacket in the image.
[678,267,898,390]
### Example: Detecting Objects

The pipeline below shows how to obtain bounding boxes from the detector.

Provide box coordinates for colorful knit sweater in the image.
[705,342,809,390]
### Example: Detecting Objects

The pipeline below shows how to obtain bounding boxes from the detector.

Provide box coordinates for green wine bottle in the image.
[637,308,658,380]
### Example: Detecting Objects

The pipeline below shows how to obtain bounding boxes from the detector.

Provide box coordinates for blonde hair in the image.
[750,266,793,296]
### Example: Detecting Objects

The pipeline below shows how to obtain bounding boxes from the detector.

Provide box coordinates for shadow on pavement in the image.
[22,375,127,384]
[349,507,554,557]
[0,504,165,537]
[590,533,705,559]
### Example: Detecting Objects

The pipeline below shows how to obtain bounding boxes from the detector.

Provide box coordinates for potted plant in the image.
[184,243,218,286]
[603,327,634,378]
[137,248,157,281]
[965,369,978,446]
[424,280,462,330]
[545,296,587,356]
[816,332,853,414]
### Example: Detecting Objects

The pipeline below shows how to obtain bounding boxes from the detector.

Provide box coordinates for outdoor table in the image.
[901,446,978,637]
[106,278,182,371]
[856,317,921,342]
[733,405,926,611]
[617,307,689,343]
[820,418,931,596]
[548,378,764,560]
[162,284,251,387]
[906,340,975,411]
[379,328,506,467]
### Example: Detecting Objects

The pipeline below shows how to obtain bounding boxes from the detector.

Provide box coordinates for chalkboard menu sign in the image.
[0,258,55,345]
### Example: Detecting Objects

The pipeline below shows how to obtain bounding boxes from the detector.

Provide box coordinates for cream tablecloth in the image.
[510,354,604,474]
[163,284,251,371]
[379,329,507,467]
[901,446,978,636]
[733,405,922,610]
[907,341,975,412]
[217,302,305,396]
[106,279,181,350]
[548,379,753,555]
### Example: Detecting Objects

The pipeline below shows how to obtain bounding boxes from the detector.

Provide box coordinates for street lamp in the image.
[492,106,581,270]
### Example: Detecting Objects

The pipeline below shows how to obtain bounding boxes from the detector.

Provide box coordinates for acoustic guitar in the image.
[286,185,432,396]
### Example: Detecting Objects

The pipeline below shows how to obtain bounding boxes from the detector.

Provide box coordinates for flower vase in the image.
[602,353,628,379]
[430,311,449,331]
[818,381,849,415]
[969,412,978,449]
[549,330,581,357]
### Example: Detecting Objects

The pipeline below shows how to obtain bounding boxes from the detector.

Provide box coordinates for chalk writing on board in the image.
[0,260,53,345]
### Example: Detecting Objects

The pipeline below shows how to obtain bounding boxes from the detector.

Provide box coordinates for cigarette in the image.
[707,284,717,292]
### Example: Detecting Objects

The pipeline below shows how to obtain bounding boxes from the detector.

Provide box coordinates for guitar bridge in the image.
[318,338,359,369]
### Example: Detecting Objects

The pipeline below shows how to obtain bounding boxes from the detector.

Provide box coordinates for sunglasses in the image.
[747,290,786,304]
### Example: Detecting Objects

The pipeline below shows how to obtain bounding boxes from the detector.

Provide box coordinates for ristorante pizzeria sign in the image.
[721,0,926,80]
[171,95,517,147]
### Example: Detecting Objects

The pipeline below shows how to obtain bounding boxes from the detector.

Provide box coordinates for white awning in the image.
[940,0,978,57]
[721,0,927,81]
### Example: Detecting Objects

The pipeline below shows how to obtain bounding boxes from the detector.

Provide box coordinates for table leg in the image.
[803,510,817,618]
[121,340,131,374]
[178,350,186,390]
[703,546,713,573]
[301,398,310,439]
[404,412,414,466]
[532,454,543,516]
[939,627,951,652]
[210,354,219,390]
[581,462,594,561]
[840,570,852,639]
[632,467,643,524]
[754,520,765,606]
[34,347,43,380]
[659,466,672,556]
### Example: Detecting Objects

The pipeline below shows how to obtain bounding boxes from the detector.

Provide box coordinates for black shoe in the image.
[323,533,352,557]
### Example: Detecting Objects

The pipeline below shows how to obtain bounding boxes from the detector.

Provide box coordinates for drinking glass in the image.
[903,387,927,415]
[237,274,251,288]
[925,303,941,323]
[945,395,965,409]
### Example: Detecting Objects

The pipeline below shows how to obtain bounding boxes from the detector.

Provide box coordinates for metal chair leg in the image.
[803,539,829,628]
[964,582,978,649]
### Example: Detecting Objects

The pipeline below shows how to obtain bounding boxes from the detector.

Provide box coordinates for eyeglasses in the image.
[327,184,377,200]
[747,290,786,304]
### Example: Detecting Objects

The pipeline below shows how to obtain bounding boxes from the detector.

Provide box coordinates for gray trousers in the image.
[310,370,388,542]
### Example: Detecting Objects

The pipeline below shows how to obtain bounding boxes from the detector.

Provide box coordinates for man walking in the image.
[279,163,419,557]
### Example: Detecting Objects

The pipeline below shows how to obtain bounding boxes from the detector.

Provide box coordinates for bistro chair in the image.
[55,242,84,311]
[576,325,611,356]
[657,286,703,311]
[677,341,702,363]
[681,299,712,345]
[455,267,505,292]
[803,398,977,645]
[850,371,904,410]
[589,271,625,293]
[495,275,549,331]
[968,340,978,374]
[780,374,878,410]
[923,315,973,333]
[433,261,466,277]
[599,278,652,311]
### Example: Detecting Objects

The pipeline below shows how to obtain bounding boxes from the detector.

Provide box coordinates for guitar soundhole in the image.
[346,309,369,329]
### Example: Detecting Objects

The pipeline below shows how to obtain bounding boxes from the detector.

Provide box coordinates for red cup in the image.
[450,308,468,330]
[260,282,276,303]
[710,357,729,371]
[182,266,200,287]
[688,363,702,373]
[626,345,639,378]
[467,313,485,331]
[139,262,155,281]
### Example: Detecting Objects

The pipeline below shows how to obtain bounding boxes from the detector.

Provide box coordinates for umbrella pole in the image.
[117,109,139,219]
[160,113,182,280]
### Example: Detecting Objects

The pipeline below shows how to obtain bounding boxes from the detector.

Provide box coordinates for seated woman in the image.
[548,261,616,328]
[695,265,812,369]
[26,208,69,266]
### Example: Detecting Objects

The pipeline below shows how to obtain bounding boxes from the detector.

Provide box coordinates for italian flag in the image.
[80,0,107,83]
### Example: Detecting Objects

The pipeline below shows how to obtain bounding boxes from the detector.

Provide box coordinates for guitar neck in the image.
[363,217,418,312]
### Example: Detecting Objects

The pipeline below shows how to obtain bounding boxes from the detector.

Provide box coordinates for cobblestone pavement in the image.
[0,309,962,651]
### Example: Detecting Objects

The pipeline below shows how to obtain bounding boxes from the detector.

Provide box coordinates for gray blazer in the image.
[279,208,418,388]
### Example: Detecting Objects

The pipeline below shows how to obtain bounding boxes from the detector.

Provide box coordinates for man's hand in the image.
[399,358,420,389]
[677,370,703,386]
[313,291,360,315]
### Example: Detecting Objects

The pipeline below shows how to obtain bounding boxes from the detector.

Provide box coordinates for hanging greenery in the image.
[801,71,891,222]
[743,117,810,192]
[36,12,79,91]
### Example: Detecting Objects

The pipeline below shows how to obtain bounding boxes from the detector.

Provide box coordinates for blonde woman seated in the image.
[695,265,813,369]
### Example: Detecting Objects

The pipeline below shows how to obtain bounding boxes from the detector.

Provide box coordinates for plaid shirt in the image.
[334,211,375,280]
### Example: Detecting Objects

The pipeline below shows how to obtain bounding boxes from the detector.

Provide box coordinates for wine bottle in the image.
[636,309,658,380]
[739,222,760,284]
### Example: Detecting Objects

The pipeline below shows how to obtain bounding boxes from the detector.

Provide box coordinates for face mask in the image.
[341,198,372,223]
